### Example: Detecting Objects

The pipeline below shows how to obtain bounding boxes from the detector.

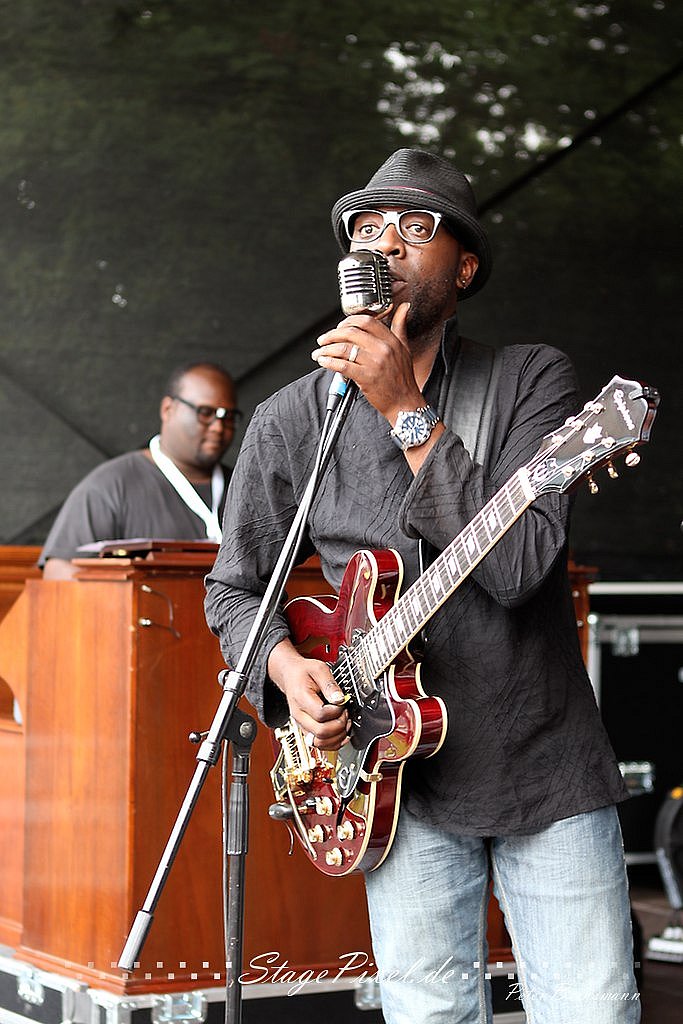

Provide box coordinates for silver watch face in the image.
[397,411,431,447]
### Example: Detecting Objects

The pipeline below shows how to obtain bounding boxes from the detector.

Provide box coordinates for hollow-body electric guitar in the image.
[269,375,659,876]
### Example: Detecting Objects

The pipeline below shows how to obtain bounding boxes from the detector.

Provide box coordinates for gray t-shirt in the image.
[40,450,231,564]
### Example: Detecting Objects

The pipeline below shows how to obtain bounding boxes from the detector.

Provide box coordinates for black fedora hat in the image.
[331,148,492,298]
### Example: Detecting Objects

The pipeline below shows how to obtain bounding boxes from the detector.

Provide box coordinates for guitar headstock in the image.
[529,375,660,496]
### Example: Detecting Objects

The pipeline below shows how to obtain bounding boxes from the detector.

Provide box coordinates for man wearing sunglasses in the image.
[206,149,639,1022]
[41,361,240,578]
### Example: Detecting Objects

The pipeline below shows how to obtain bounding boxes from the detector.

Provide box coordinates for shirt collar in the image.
[423,314,460,401]
[439,313,461,374]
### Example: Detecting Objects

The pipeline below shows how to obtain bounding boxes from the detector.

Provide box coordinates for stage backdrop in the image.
[1,0,681,580]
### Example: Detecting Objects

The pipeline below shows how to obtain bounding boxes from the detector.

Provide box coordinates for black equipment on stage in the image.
[647,783,683,963]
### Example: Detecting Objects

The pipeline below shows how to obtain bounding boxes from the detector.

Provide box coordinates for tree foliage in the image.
[0,0,681,570]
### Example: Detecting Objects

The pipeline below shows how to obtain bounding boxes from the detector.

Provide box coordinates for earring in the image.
[460,278,468,288]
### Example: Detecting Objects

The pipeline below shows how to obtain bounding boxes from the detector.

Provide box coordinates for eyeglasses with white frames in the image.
[341,208,444,245]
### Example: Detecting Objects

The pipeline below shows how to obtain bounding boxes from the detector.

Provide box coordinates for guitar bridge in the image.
[272,718,316,795]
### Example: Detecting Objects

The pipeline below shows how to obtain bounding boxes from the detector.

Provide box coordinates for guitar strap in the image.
[437,335,502,464]
[419,335,502,577]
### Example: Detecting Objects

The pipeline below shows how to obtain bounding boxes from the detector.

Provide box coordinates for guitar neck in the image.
[362,467,536,678]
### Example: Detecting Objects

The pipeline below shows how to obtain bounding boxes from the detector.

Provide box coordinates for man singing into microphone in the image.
[205,149,639,1023]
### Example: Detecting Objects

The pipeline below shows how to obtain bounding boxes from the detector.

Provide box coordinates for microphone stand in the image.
[118,379,358,1024]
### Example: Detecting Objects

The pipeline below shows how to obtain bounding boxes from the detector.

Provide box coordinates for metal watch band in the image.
[390,404,441,452]
[417,405,439,425]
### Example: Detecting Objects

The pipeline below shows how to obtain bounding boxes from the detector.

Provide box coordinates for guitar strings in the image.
[328,405,597,700]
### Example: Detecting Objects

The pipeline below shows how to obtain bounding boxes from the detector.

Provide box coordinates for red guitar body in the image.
[272,548,447,876]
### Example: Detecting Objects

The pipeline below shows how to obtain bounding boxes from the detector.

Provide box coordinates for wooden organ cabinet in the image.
[0,545,593,996]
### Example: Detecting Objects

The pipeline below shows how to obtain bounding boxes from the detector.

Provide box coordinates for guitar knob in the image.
[315,796,334,816]
[337,821,355,841]
[307,825,325,844]
[587,475,599,495]
[607,462,619,479]
[325,847,344,867]
[625,452,641,468]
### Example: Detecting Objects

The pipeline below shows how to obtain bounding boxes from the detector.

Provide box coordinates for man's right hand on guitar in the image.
[267,638,350,750]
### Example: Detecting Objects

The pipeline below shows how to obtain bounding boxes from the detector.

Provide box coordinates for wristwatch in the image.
[390,405,440,451]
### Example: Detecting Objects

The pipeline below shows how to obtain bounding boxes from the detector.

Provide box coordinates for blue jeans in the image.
[364,805,640,1023]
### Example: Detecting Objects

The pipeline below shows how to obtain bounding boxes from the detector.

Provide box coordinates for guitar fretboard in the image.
[356,467,536,680]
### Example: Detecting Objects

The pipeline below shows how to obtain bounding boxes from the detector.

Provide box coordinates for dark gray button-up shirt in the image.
[205,322,627,836]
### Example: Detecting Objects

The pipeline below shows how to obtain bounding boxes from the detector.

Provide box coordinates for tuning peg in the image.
[587,474,599,495]
[625,452,641,468]
[607,462,619,479]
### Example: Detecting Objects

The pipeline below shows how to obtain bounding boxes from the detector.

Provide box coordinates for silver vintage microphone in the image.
[337,249,393,315]
[327,250,393,409]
